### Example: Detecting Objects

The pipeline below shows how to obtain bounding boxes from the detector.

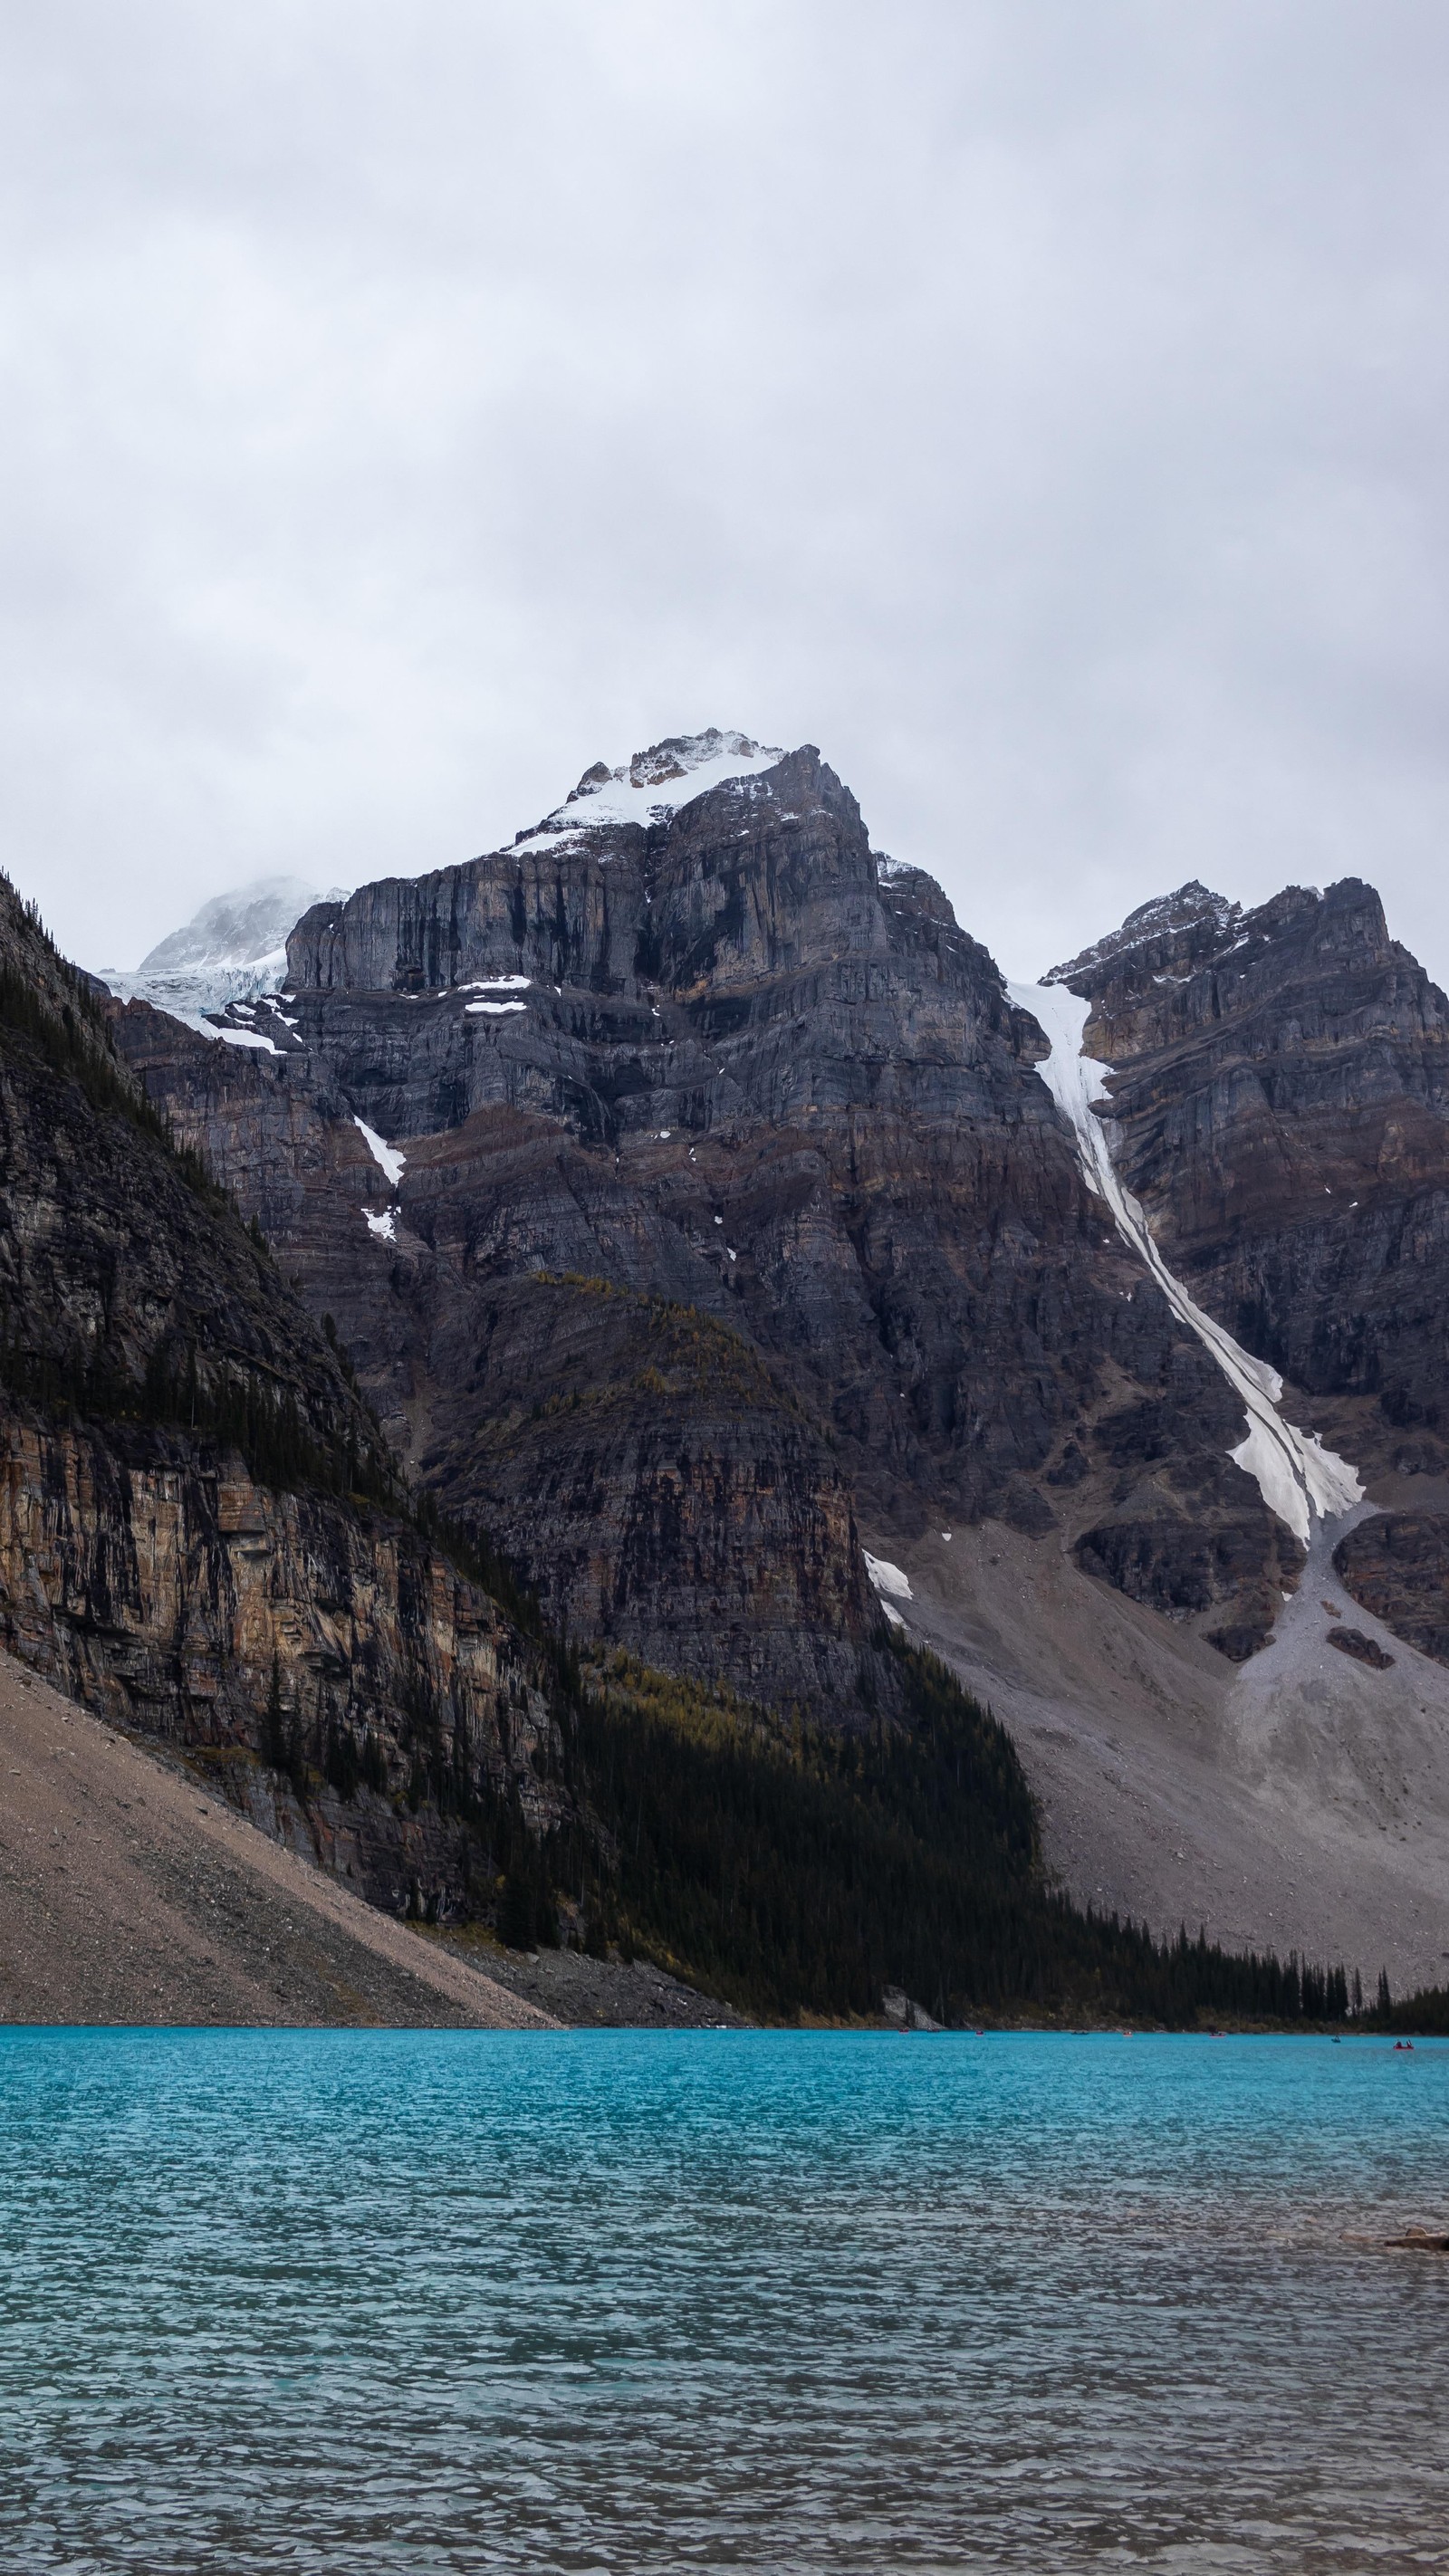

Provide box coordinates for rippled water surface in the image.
[1,2028,1446,2571]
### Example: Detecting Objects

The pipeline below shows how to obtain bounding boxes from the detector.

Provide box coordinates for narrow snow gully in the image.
[1004,978,1361,1550]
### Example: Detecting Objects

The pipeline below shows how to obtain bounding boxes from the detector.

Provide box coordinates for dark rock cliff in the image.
[1050,876,1449,1477]
[1332,1513,1449,1667]
[114,740,1296,1685]
[0,876,567,1920]
[1032,874,1449,1665]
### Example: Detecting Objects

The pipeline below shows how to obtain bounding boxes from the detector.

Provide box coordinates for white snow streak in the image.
[864,1551,910,1628]
[465,999,528,1016]
[353,1118,406,1186]
[864,1553,913,1601]
[1004,978,1362,1547]
[363,1208,397,1242]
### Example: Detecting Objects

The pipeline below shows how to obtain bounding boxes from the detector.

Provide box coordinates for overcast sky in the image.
[3,0,1447,984]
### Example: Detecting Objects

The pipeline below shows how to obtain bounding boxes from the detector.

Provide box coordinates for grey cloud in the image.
[2,0,1447,982]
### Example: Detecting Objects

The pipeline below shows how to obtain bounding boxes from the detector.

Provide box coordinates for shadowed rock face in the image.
[291,746,887,1004]
[0,876,568,1920]
[113,742,1311,1690]
[409,1272,871,1709]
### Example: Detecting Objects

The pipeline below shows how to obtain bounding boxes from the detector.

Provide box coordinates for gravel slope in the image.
[0,1653,555,2028]
[888,1508,1449,1997]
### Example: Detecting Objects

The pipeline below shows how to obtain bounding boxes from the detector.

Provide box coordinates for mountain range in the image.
[5,727,1445,2012]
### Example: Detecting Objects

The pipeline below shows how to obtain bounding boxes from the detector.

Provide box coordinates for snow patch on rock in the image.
[353,1118,405,1187]
[864,1553,913,1601]
[216,1027,281,1054]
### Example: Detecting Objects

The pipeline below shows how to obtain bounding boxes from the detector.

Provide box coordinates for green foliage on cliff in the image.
[0,873,206,1173]
[0,1298,400,1511]
[538,1271,814,1422]
[0,953,166,1144]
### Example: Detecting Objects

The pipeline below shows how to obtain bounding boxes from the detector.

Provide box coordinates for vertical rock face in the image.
[1331,1514,1449,1665]
[0,1409,566,1913]
[1049,876,1449,1473]
[0,876,564,1919]
[287,746,883,1001]
[115,738,1305,1682]
[32,773,1449,1984]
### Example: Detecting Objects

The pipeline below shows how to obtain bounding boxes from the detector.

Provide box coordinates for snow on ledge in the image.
[363,1208,397,1243]
[217,1027,281,1054]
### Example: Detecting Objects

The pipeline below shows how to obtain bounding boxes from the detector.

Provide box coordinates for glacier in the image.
[92,874,349,1029]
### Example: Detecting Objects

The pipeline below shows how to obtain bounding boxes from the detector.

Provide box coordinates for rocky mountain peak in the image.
[1046,881,1240,988]
[283,739,875,1002]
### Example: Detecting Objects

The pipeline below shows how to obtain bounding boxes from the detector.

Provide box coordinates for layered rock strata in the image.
[1333,1513,1449,1668]
[0,876,566,1920]
[1041,876,1449,1662]
[1048,876,1449,1479]
[0,1407,566,1918]
[115,742,1301,1684]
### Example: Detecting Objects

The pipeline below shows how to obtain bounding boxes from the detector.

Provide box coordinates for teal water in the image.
[0,2030,1445,2572]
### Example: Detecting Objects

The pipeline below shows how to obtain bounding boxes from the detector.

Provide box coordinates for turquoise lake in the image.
[1,2028,1445,2571]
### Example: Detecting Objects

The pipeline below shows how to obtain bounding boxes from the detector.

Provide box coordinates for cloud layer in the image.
[4,0,1447,982]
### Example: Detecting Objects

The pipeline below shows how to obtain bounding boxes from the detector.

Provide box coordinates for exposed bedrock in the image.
[0,876,567,1920]
[0,1404,566,1918]
[410,1273,874,1709]
[1333,1513,1449,1668]
[116,744,1303,1692]
[1051,876,1449,1480]
[286,747,889,1001]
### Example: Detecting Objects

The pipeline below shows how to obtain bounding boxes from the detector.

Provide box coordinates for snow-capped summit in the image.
[95,873,350,1028]
[515,730,785,850]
